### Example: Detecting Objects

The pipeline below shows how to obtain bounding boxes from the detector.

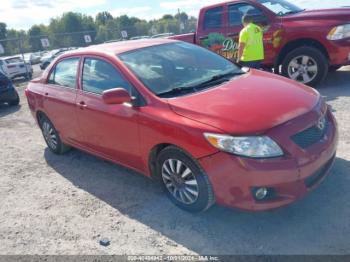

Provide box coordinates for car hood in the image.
[167,70,320,135]
[282,8,350,22]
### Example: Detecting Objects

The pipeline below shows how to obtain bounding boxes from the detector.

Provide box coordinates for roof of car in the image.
[69,38,178,56]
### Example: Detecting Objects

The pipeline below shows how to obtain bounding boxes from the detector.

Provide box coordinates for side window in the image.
[82,58,132,95]
[48,58,79,89]
[203,7,224,30]
[229,4,265,26]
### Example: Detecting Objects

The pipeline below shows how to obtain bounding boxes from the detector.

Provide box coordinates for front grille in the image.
[291,116,329,149]
[304,155,335,188]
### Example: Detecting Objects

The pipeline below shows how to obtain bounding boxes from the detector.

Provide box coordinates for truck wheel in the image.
[281,46,328,86]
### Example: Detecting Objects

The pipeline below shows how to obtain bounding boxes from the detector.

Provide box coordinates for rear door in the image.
[43,57,81,143]
[197,5,228,52]
[75,56,142,170]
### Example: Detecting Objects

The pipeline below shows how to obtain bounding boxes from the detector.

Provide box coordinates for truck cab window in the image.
[229,4,266,26]
[204,7,224,30]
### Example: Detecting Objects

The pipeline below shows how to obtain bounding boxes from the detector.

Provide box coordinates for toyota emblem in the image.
[316,116,326,131]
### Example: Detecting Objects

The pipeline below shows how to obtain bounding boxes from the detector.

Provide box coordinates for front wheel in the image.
[281,46,328,86]
[157,146,215,212]
[40,115,71,155]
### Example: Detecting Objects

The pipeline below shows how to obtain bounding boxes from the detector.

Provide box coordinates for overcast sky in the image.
[1,0,350,30]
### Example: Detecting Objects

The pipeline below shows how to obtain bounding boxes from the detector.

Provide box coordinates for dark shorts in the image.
[240,61,262,69]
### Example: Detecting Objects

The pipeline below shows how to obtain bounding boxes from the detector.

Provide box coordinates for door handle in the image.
[77,101,87,109]
[199,35,208,40]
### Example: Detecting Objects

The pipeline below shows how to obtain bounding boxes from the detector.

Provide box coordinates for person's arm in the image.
[237,29,247,63]
[237,42,245,63]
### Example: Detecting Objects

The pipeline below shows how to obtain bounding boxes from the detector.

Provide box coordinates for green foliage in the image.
[0,11,198,56]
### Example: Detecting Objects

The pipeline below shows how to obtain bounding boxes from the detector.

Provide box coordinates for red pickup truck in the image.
[171,0,350,86]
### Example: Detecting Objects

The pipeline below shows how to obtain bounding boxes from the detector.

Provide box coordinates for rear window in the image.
[48,57,80,89]
[203,7,224,30]
[5,57,23,64]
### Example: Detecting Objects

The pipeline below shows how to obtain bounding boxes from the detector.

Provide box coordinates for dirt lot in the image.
[0,66,350,255]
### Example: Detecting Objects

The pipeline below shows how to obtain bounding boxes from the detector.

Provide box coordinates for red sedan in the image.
[25,39,338,212]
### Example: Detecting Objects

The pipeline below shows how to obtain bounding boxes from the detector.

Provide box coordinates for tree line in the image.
[0,11,197,56]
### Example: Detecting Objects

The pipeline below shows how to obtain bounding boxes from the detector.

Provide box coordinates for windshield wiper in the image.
[157,71,244,97]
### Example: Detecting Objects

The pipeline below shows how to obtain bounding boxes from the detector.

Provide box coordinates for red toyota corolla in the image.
[26,39,338,212]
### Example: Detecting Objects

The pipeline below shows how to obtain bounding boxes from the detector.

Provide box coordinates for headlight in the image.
[204,133,283,158]
[327,24,350,40]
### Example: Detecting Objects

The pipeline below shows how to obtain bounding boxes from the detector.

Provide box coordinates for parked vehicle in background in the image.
[40,49,67,70]
[26,39,338,212]
[0,69,20,106]
[24,53,41,65]
[151,33,175,38]
[0,56,33,80]
[171,0,350,86]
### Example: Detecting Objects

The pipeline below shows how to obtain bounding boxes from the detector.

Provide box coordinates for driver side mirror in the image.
[102,88,132,105]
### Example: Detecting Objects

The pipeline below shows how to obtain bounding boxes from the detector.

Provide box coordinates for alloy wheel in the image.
[161,159,199,205]
[287,55,318,84]
[42,121,58,150]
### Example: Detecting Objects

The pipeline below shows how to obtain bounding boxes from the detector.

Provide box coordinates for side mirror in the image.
[102,88,132,105]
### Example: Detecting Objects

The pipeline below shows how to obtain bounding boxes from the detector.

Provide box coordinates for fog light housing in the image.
[252,187,276,201]
[254,187,268,200]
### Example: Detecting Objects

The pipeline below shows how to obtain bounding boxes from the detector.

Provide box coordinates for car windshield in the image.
[258,0,304,16]
[118,42,243,97]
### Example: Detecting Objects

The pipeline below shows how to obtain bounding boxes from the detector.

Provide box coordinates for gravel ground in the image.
[0,65,349,255]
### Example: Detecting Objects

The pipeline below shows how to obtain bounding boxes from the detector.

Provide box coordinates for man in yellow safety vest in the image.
[237,15,264,69]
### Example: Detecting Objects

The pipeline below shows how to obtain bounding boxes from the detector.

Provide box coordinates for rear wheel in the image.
[26,72,33,80]
[282,46,328,86]
[157,146,215,212]
[39,115,71,154]
[8,91,20,106]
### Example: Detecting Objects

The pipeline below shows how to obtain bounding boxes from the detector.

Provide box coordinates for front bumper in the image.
[199,106,338,211]
[328,39,350,66]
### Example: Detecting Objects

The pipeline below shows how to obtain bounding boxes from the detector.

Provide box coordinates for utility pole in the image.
[18,37,30,79]
[178,8,181,34]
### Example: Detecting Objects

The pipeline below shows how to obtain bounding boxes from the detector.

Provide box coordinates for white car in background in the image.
[0,56,33,80]
[24,53,41,65]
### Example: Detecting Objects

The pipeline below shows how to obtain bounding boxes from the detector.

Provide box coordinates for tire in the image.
[39,115,71,155]
[281,46,328,86]
[156,146,215,212]
[26,73,33,80]
[8,91,20,106]
[41,63,49,70]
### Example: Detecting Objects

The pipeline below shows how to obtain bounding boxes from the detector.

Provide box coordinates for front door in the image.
[227,2,280,64]
[75,56,142,170]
